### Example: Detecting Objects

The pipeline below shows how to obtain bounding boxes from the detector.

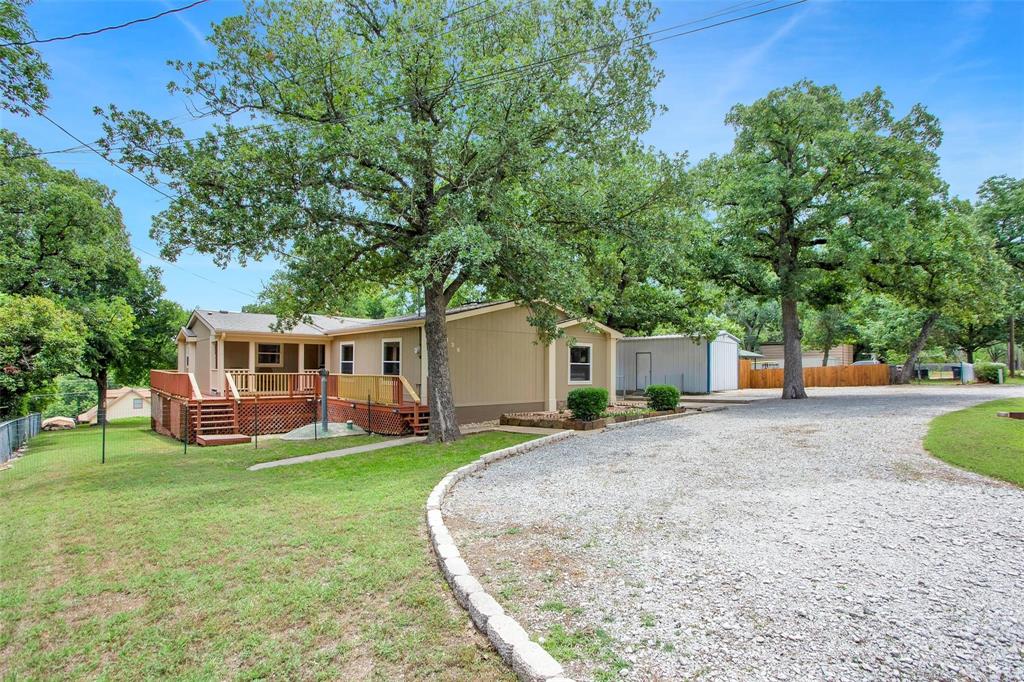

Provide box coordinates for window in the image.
[568,344,592,384]
[382,339,401,376]
[133,398,143,410]
[257,343,282,367]
[212,341,218,369]
[340,343,355,374]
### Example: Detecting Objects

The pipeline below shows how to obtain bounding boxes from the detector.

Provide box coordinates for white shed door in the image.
[710,339,739,391]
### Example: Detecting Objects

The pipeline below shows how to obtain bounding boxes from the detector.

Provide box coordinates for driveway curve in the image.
[444,386,1024,681]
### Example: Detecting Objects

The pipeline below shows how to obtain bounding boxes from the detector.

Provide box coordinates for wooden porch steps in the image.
[196,433,251,446]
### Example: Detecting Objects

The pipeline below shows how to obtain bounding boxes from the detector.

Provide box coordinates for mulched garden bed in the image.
[500,404,686,431]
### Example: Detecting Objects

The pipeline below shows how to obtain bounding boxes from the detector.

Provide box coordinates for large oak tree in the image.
[99,0,664,441]
[700,81,944,398]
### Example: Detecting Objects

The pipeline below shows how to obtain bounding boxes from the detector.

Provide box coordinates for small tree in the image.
[700,81,944,398]
[100,0,664,442]
[803,304,858,367]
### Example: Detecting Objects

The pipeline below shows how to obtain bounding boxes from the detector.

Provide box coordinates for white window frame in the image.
[568,343,593,385]
[381,338,402,376]
[340,342,355,375]
[132,398,144,410]
[256,343,283,368]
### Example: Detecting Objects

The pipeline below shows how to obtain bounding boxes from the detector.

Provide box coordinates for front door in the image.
[635,352,652,392]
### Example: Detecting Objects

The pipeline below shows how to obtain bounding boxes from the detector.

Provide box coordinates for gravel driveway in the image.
[444,385,1024,681]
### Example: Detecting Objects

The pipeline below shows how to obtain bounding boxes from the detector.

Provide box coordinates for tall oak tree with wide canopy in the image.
[699,80,945,398]
[100,0,664,441]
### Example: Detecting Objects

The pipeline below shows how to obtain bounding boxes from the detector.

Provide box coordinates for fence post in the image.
[101,410,107,464]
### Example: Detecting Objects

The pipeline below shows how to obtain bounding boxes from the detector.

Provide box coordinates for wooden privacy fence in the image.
[739,360,890,389]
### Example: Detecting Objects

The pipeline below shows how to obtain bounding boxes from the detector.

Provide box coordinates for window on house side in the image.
[133,398,143,409]
[340,344,355,374]
[569,345,592,383]
[382,340,401,376]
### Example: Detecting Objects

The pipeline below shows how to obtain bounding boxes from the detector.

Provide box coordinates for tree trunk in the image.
[965,348,974,364]
[95,368,108,425]
[423,282,461,443]
[821,346,831,368]
[780,298,807,399]
[896,312,941,384]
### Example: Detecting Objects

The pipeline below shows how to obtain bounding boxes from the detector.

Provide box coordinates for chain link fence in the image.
[1,413,41,465]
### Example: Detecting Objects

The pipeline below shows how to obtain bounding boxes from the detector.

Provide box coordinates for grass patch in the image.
[542,624,627,681]
[923,398,1024,487]
[0,418,532,679]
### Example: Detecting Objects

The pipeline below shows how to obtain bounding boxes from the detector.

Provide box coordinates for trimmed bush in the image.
[566,387,608,421]
[975,362,1008,383]
[646,384,680,411]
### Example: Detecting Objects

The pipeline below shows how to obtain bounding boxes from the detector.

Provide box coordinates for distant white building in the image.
[78,387,152,424]
[617,332,740,394]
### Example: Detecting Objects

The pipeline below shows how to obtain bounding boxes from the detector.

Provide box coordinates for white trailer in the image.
[617,331,740,394]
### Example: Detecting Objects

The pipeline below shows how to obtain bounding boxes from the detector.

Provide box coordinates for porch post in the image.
[546,340,557,412]
[248,341,255,373]
[419,326,428,401]
[298,342,305,373]
[217,334,226,395]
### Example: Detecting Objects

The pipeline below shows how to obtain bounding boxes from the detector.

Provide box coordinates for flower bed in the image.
[500,404,685,430]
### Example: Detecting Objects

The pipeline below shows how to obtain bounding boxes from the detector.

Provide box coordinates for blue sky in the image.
[5,0,1023,312]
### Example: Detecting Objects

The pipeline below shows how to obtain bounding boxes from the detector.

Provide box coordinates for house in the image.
[617,332,740,394]
[757,343,855,368]
[153,301,621,443]
[78,387,152,424]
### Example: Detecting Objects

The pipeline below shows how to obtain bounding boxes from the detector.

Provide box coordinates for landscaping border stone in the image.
[500,407,686,431]
[603,408,704,430]
[425,430,577,682]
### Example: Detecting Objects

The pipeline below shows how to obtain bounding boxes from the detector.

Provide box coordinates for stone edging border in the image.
[602,408,706,430]
[426,430,578,682]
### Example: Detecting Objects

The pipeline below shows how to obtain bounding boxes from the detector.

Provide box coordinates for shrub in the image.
[566,387,608,421]
[974,362,1008,383]
[645,384,680,411]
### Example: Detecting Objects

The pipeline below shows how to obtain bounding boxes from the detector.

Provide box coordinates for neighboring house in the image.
[617,332,740,394]
[78,387,152,424]
[155,301,621,443]
[757,343,855,368]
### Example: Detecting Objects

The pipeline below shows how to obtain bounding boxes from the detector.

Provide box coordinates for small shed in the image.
[617,331,740,394]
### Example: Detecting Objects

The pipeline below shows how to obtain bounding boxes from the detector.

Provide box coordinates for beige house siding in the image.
[338,327,422,390]
[193,321,212,394]
[224,341,248,369]
[447,305,546,407]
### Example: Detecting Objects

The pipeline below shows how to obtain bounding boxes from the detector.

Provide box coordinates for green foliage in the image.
[803,304,859,365]
[699,80,945,394]
[924,398,1024,487]
[0,294,85,416]
[724,297,780,350]
[0,130,183,395]
[0,1,50,116]
[975,175,1023,273]
[974,362,1008,383]
[37,375,96,419]
[566,387,608,421]
[97,0,667,439]
[645,384,680,411]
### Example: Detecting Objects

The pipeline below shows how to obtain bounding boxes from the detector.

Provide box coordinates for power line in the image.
[1,0,212,48]
[133,245,264,300]
[27,0,802,161]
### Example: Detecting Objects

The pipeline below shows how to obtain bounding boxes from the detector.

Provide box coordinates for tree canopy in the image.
[100,0,668,440]
[699,80,945,397]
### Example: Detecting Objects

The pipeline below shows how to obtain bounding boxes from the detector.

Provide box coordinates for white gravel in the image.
[444,385,1024,681]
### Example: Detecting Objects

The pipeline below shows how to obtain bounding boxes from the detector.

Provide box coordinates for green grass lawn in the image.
[0,418,532,680]
[923,398,1024,487]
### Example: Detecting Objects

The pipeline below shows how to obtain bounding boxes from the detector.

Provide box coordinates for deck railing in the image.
[151,370,196,399]
[227,371,320,396]
[224,371,420,406]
